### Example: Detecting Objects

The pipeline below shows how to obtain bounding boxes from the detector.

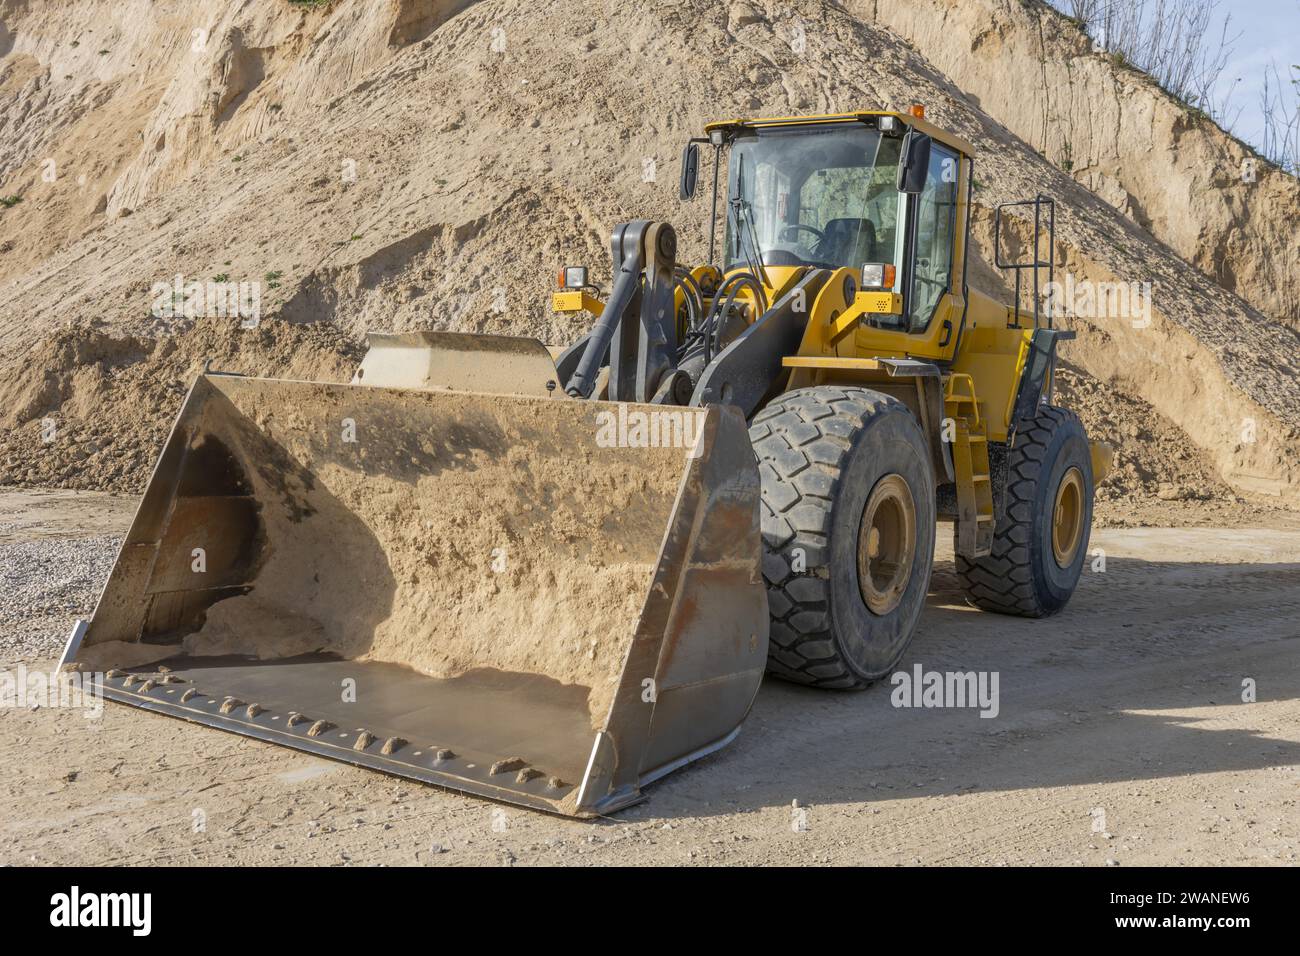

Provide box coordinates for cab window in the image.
[726,127,903,273]
[906,144,959,332]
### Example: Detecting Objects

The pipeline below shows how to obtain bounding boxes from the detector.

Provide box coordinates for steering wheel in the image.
[778,224,824,244]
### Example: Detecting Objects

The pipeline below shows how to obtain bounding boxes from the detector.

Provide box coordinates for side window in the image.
[906,145,959,332]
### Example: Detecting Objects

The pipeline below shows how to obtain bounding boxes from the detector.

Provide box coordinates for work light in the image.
[558,266,589,290]
[861,262,896,290]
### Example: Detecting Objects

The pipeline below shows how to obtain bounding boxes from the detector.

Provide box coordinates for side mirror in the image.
[679,142,699,200]
[897,130,932,195]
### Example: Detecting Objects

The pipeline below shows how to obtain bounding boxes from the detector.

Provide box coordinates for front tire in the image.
[749,387,936,688]
[956,406,1094,616]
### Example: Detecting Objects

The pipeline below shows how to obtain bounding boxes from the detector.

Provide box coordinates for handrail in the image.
[993,195,1056,331]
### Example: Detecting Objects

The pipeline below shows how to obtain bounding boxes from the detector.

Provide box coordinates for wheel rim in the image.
[857,473,917,616]
[1051,467,1085,568]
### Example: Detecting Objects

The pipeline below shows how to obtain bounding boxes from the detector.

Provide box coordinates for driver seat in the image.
[817,218,877,267]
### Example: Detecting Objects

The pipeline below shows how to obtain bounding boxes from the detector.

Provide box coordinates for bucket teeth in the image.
[434,748,455,763]
[307,720,333,738]
[180,688,198,703]
[219,697,245,715]
[547,776,567,791]
[381,737,406,755]
[490,757,527,776]
[106,669,125,679]
[286,712,305,727]
[246,703,263,718]
[353,731,376,751]
[122,674,138,687]
[139,679,157,692]
[515,768,541,784]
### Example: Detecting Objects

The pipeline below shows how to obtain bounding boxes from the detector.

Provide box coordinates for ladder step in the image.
[973,475,990,482]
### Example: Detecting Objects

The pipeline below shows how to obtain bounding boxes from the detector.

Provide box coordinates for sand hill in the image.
[0,0,1296,513]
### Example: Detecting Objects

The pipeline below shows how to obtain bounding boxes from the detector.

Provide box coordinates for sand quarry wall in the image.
[0,0,1297,504]
[857,0,1300,333]
[0,0,476,280]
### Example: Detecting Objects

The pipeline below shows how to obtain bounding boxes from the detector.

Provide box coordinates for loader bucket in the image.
[64,371,767,816]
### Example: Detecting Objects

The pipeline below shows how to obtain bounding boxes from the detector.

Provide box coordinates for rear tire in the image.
[956,406,1093,617]
[749,387,935,688]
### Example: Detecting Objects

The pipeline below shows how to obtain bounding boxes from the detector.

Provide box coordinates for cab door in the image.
[902,142,960,334]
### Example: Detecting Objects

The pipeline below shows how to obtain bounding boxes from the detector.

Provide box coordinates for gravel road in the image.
[0,536,120,663]
[0,489,135,663]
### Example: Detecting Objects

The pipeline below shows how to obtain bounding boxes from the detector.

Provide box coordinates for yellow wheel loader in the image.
[64,108,1111,816]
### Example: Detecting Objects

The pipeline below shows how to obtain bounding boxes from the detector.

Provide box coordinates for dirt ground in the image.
[2,489,1297,866]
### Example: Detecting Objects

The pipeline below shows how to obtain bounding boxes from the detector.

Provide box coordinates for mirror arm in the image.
[707,142,723,267]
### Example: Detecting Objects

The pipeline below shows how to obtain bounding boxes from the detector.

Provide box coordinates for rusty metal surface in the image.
[71,371,767,816]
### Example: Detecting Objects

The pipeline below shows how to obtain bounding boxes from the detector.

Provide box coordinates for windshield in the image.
[725,125,905,273]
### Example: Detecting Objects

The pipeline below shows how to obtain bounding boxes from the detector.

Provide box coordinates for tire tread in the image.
[749,387,905,688]
[955,406,1084,617]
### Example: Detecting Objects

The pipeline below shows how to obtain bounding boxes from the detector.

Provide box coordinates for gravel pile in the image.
[0,535,120,663]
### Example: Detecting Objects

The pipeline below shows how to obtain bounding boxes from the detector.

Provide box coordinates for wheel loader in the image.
[63,108,1112,816]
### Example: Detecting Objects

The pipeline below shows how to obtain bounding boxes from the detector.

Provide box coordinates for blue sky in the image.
[1211,0,1300,148]
[1049,0,1299,155]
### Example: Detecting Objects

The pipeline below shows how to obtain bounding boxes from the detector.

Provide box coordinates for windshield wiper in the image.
[730,153,770,290]
[729,195,771,290]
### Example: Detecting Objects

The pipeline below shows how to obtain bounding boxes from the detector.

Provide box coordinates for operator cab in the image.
[705,110,964,335]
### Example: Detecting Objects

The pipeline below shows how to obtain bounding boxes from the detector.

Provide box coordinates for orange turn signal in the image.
[861,262,896,290]
[558,266,589,290]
